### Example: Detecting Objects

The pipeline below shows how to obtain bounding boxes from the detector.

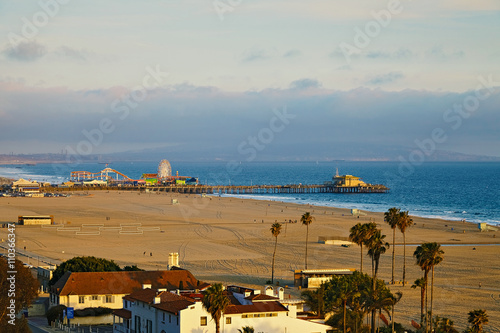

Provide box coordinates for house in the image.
[113,285,331,333]
[50,269,209,310]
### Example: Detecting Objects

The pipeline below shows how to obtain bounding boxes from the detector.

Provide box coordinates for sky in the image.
[0,0,499,160]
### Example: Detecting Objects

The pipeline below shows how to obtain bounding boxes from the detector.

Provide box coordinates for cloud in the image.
[56,46,89,61]
[241,48,271,62]
[3,40,47,61]
[283,49,301,58]
[289,78,322,89]
[426,45,465,60]
[366,72,404,85]
[0,82,498,159]
[366,48,415,60]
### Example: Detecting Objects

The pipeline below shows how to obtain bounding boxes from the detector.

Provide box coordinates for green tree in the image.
[349,222,375,273]
[0,258,39,329]
[384,207,401,285]
[238,326,255,333]
[270,222,282,284]
[324,275,361,333]
[467,309,488,333]
[432,315,458,333]
[50,256,121,285]
[201,283,230,333]
[397,211,413,286]
[411,277,426,327]
[301,212,315,269]
[301,284,325,318]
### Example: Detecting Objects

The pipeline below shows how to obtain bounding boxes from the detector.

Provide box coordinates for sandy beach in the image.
[1,191,498,330]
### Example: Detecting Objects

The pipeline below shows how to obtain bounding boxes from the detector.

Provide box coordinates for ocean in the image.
[1,161,499,226]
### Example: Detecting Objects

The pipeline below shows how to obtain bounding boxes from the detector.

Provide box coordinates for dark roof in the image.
[112,309,131,320]
[51,270,203,296]
[124,288,195,315]
[224,301,289,315]
[244,294,278,301]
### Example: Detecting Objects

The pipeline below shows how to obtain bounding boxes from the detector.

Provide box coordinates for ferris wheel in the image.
[157,159,172,179]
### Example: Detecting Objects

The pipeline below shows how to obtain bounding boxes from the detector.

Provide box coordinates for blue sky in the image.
[0,1,499,159]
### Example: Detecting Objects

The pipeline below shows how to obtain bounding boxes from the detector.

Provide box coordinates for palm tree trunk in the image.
[430,266,434,333]
[305,225,309,269]
[420,283,425,328]
[402,232,406,286]
[391,227,395,284]
[343,300,347,333]
[392,302,395,333]
[425,272,429,333]
[216,318,220,333]
[272,236,277,283]
[360,243,363,273]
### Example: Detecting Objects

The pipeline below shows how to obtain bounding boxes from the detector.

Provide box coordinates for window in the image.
[169,314,171,323]
[226,317,231,324]
[92,295,99,301]
[79,296,85,304]
[147,319,152,333]
[200,316,207,326]
[105,295,112,303]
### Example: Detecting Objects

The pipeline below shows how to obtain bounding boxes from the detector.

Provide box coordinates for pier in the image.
[45,183,389,194]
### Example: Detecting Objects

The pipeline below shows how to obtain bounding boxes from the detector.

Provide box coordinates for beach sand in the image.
[1,191,498,330]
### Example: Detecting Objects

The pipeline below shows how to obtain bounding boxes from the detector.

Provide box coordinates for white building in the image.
[113,285,331,333]
[50,269,209,310]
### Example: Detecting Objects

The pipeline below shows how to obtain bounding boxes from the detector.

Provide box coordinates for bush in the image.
[74,307,113,317]
[46,305,66,325]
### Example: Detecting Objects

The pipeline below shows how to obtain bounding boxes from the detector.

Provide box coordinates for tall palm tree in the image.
[301,212,315,269]
[397,211,413,286]
[349,223,367,273]
[467,309,488,333]
[414,245,431,332]
[270,222,282,284]
[366,229,389,333]
[202,283,230,333]
[384,207,400,285]
[425,243,444,333]
[411,277,426,328]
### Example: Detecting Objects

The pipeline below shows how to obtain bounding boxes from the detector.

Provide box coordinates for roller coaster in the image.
[69,160,198,185]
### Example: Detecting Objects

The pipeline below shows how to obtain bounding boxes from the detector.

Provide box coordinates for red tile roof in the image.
[124,288,196,315]
[224,301,289,315]
[112,308,131,320]
[51,269,204,296]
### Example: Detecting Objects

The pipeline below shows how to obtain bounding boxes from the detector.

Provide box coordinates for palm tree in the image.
[301,284,325,318]
[349,223,366,273]
[384,207,400,285]
[301,212,315,269]
[201,283,230,333]
[414,245,431,332]
[365,229,389,333]
[270,222,282,284]
[433,316,458,333]
[238,326,255,333]
[426,243,444,333]
[390,291,403,333]
[411,277,426,327]
[397,211,413,286]
[467,309,488,333]
[414,242,443,333]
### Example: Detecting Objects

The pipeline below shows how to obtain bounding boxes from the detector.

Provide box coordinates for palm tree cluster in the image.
[414,242,444,333]
[383,208,414,286]
[315,271,402,333]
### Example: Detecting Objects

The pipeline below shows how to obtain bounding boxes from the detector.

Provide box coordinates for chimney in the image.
[168,253,179,269]
[142,284,152,289]
[154,296,161,304]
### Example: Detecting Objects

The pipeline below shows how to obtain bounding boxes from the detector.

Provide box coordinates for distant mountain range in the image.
[1,144,499,164]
